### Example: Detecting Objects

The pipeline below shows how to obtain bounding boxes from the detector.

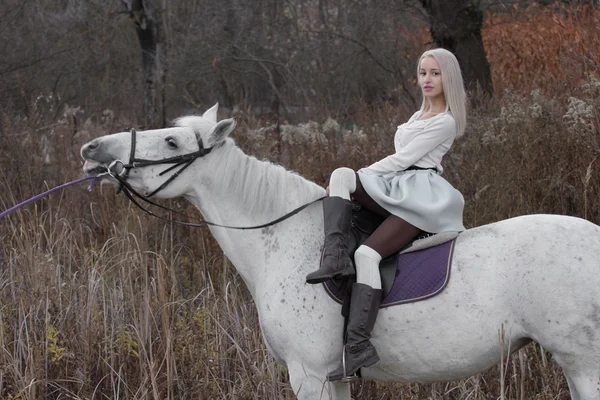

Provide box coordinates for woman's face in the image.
[418,56,444,102]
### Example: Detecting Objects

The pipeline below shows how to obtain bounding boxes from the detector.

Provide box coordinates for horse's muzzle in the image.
[82,160,109,176]
[81,138,118,164]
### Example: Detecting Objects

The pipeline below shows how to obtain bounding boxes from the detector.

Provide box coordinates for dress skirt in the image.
[357,169,465,233]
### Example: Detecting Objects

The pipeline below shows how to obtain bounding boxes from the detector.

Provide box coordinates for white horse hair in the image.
[81,104,600,400]
[174,116,323,217]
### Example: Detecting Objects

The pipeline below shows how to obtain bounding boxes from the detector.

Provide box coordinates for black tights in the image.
[351,173,421,259]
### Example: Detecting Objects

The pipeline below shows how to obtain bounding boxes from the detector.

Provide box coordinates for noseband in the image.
[109,128,212,198]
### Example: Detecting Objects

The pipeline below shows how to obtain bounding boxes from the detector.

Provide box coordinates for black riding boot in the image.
[306,196,355,284]
[327,283,382,381]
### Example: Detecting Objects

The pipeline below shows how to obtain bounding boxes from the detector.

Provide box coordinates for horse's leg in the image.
[559,370,599,400]
[564,375,581,400]
[287,362,351,400]
[552,354,600,400]
[329,381,352,400]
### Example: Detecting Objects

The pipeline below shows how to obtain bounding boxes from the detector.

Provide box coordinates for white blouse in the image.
[358,111,456,176]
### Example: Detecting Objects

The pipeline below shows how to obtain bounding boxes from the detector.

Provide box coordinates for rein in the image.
[0,176,97,219]
[106,128,325,230]
[2,129,324,228]
[118,177,325,229]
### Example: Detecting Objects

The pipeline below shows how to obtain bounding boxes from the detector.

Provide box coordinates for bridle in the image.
[105,128,325,230]
[109,128,213,198]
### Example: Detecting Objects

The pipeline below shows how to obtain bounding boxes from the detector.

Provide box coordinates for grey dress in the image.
[357,111,465,233]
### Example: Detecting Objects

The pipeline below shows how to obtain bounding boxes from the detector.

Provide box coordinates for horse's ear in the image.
[206,118,236,147]
[202,103,219,123]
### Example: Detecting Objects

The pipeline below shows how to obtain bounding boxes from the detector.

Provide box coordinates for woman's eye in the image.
[166,137,178,149]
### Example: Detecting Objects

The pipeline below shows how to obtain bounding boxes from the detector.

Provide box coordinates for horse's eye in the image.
[165,137,178,149]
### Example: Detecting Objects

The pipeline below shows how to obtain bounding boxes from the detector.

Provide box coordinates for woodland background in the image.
[0,0,599,398]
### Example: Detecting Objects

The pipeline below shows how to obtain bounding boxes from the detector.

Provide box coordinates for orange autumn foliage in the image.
[483,3,600,96]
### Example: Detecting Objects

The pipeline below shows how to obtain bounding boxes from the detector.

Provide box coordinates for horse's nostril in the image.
[87,139,100,150]
[82,139,102,159]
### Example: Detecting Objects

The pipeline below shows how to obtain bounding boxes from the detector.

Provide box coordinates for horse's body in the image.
[81,105,600,399]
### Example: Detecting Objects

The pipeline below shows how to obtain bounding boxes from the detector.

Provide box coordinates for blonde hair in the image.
[418,48,467,137]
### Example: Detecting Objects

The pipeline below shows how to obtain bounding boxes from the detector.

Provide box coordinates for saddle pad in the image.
[323,239,456,308]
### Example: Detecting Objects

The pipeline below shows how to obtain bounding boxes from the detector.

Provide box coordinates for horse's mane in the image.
[175,116,325,216]
[212,140,325,216]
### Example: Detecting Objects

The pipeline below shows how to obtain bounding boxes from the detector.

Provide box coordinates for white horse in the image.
[81,104,600,400]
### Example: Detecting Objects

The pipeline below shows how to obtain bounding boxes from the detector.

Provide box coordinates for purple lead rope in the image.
[0,176,97,219]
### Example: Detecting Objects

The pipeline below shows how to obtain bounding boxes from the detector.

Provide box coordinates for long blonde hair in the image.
[418,48,467,137]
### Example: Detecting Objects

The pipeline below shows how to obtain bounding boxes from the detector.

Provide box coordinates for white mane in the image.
[175,115,326,217]
[211,139,325,217]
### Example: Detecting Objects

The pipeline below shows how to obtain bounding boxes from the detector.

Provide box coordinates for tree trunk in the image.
[421,0,493,97]
[122,0,166,128]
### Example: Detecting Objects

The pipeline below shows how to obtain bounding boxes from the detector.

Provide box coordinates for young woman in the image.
[305,48,467,381]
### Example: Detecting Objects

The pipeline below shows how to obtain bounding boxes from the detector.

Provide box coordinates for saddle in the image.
[325,205,458,310]
[347,205,431,296]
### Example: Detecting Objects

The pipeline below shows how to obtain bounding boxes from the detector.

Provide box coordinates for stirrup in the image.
[340,345,359,383]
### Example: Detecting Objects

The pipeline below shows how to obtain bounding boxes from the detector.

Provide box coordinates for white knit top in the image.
[358,111,457,175]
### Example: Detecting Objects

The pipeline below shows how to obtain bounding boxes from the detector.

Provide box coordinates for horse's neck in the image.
[185,144,325,296]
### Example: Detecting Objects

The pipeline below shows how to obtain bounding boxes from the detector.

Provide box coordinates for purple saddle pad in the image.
[323,239,456,308]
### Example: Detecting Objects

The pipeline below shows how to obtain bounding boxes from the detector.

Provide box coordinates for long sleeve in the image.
[360,114,456,175]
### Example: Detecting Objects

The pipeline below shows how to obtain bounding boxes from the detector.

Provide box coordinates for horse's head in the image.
[80,103,236,198]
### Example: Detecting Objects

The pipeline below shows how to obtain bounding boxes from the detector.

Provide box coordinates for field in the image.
[0,3,599,399]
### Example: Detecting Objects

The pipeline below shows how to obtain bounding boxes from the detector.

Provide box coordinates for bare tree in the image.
[121,0,166,128]
[1,0,501,123]
[420,0,494,96]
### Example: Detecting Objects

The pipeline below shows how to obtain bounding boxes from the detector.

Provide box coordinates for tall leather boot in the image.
[306,196,356,284]
[327,283,382,381]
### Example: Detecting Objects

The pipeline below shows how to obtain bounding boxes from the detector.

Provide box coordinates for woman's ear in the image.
[206,118,236,147]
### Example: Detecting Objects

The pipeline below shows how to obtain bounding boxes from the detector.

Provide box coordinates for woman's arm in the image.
[360,116,456,175]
